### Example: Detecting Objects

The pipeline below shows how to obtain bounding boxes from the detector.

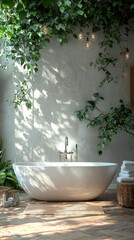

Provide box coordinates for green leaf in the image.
[37,32,43,37]
[130,4,134,9]
[41,0,50,8]
[18,10,26,20]
[6,30,14,39]
[26,102,31,109]
[34,67,38,73]
[57,37,63,43]
[85,114,89,119]
[78,3,82,8]
[56,24,66,31]
[98,150,102,155]
[14,24,20,30]
[41,0,58,8]
[4,180,15,188]
[19,0,28,5]
[31,24,38,32]
[55,25,60,31]
[1,0,16,8]
[93,93,99,98]
[90,62,93,67]
[0,172,6,185]
[65,0,71,6]
[0,26,5,38]
[112,1,118,7]
[90,121,95,127]
[77,10,84,15]
[57,1,62,7]
[60,6,65,13]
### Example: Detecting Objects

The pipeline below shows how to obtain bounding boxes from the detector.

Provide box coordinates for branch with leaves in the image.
[90,53,119,87]
[75,93,134,155]
[0,0,134,107]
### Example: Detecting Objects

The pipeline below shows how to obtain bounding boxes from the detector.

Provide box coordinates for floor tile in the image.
[0,190,134,240]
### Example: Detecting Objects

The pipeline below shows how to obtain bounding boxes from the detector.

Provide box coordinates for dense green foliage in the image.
[76,94,134,155]
[0,0,134,154]
[0,140,21,189]
[0,0,134,107]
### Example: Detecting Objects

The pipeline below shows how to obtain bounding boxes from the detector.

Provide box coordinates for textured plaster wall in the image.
[0,30,134,183]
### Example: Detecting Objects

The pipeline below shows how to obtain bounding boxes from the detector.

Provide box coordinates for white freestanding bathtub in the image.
[13,162,117,201]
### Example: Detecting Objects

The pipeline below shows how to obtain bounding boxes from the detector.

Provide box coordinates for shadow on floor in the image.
[0,190,134,240]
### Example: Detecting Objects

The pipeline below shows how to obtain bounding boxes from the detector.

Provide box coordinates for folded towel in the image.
[117,177,134,183]
[119,173,134,177]
[120,170,134,174]
[122,160,134,166]
[121,166,134,171]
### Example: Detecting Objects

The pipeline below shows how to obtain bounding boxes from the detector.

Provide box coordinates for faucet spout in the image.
[75,144,78,161]
[65,137,68,159]
[65,137,68,154]
[59,137,73,161]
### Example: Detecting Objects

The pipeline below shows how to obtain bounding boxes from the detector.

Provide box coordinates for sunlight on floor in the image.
[0,190,134,239]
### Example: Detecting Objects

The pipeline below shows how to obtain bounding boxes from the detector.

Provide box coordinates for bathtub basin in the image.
[13,162,117,201]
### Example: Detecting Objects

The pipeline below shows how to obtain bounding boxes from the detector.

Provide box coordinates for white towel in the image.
[120,170,134,174]
[122,160,134,166]
[119,173,134,177]
[121,166,134,171]
[117,177,134,183]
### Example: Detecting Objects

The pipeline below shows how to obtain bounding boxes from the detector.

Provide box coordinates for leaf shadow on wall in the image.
[14,40,100,162]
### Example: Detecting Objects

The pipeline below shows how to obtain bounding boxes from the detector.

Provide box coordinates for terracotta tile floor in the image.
[0,190,134,240]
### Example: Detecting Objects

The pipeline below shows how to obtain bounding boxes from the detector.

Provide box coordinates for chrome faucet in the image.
[75,144,78,161]
[65,137,68,159]
[59,136,73,161]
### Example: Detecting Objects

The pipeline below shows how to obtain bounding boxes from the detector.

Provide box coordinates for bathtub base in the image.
[13,162,117,201]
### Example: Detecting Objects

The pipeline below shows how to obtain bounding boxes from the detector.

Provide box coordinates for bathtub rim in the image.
[13,162,118,168]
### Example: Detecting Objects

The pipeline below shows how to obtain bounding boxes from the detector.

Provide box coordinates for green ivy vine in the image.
[0,0,134,107]
[0,0,134,154]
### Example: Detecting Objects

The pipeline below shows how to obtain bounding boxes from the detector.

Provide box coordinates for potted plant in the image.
[0,140,21,189]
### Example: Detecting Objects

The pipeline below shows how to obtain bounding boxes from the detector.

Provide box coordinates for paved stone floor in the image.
[0,190,134,240]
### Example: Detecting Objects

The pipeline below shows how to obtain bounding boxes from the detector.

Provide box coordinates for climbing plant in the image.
[0,0,134,107]
[75,93,134,155]
[0,0,134,153]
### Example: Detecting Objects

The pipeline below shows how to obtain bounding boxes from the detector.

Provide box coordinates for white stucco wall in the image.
[0,30,134,184]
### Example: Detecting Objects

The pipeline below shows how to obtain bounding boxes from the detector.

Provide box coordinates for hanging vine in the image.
[0,0,134,107]
[0,0,134,153]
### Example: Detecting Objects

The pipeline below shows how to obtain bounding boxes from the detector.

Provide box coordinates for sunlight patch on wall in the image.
[51,122,59,135]
[56,99,72,105]
[60,69,66,78]
[42,68,58,84]
[48,48,55,54]
[61,113,68,119]
[34,89,41,99]
[16,106,32,125]
[15,62,27,74]
[15,142,22,151]
[42,89,48,98]
[53,67,59,73]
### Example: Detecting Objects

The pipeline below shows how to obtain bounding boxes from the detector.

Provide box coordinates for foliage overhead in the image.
[0,0,134,107]
[0,0,134,154]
